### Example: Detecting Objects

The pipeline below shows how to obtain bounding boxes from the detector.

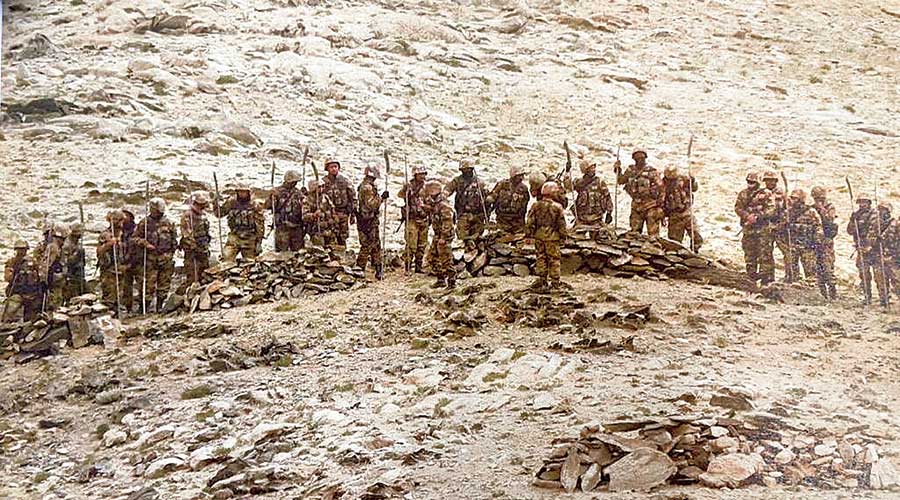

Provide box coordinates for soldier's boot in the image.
[414,259,424,274]
[375,264,384,281]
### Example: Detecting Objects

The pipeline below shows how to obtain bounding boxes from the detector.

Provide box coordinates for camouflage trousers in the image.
[887,259,900,299]
[534,239,561,281]
[334,213,351,248]
[2,293,39,323]
[629,207,663,237]
[356,219,382,270]
[787,245,818,282]
[43,281,66,312]
[275,226,305,252]
[121,266,138,312]
[223,233,260,262]
[457,213,484,251]
[742,228,775,284]
[866,254,893,305]
[788,244,835,298]
[183,250,210,288]
[819,239,836,287]
[667,212,703,251]
[495,215,525,235]
[776,235,796,283]
[134,256,175,312]
[100,269,127,314]
[404,219,429,270]
[431,237,455,280]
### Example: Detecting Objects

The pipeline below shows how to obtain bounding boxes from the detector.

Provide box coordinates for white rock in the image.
[870,459,900,489]
[813,444,834,457]
[102,429,127,448]
[699,453,764,488]
[774,448,795,464]
[144,456,186,478]
[532,393,557,411]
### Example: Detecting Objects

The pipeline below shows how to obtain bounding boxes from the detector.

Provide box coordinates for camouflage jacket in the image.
[264,184,305,228]
[663,175,698,216]
[769,187,788,232]
[846,208,874,249]
[446,174,488,217]
[618,165,663,211]
[5,255,41,296]
[488,178,530,220]
[179,208,211,254]
[357,178,383,223]
[883,219,900,262]
[787,205,823,248]
[303,191,337,236]
[735,187,776,229]
[430,200,456,241]
[526,199,567,242]
[813,200,838,240]
[134,215,178,257]
[321,174,357,216]
[398,180,428,222]
[34,238,66,285]
[573,174,612,219]
[62,236,85,280]
[96,228,127,273]
[220,198,264,240]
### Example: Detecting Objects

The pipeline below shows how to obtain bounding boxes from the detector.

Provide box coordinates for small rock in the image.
[144,456,186,479]
[606,448,676,492]
[95,389,122,405]
[870,459,900,489]
[102,429,128,448]
[699,453,764,488]
[774,448,795,464]
[532,393,557,411]
[813,444,834,457]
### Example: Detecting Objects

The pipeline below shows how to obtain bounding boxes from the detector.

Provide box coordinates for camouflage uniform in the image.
[133,206,178,312]
[785,193,829,298]
[735,177,776,284]
[869,204,893,306]
[356,173,385,276]
[663,171,703,251]
[883,217,900,300]
[34,227,68,312]
[180,197,212,286]
[321,173,357,248]
[811,188,838,299]
[3,245,41,323]
[97,214,128,314]
[265,175,306,251]
[572,172,613,226]
[617,152,664,236]
[526,189,568,287]
[220,194,265,262]
[446,162,488,251]
[425,182,456,287]
[847,203,876,304]
[119,213,140,312]
[62,227,87,300]
[488,173,530,234]
[398,174,429,272]
[303,184,339,250]
[767,184,795,282]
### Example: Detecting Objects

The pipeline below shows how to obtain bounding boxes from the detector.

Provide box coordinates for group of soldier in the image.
[4,150,899,323]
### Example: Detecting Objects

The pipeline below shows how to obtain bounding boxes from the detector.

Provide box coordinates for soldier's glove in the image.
[605,213,613,224]
[381,191,389,200]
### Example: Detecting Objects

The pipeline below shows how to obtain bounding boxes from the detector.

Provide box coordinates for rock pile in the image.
[534,413,899,492]
[177,248,365,313]
[456,228,754,290]
[1,294,114,363]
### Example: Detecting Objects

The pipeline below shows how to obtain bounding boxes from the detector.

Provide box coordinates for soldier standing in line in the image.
[398,166,429,273]
[663,166,703,251]
[569,159,613,227]
[62,223,87,300]
[180,192,212,287]
[217,183,265,262]
[785,189,830,298]
[133,198,178,312]
[847,196,876,304]
[760,171,794,282]
[356,165,389,279]
[882,211,900,300]
[423,180,456,289]
[615,150,665,236]
[810,186,838,299]
[487,166,530,235]
[34,223,68,312]
[735,172,776,285]
[265,170,306,252]
[304,179,338,249]
[320,159,357,249]
[2,239,41,322]
[97,211,127,315]
[525,182,568,290]
[445,158,488,252]
[870,202,893,307]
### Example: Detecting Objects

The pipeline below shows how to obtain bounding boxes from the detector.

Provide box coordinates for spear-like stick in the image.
[780,171,793,281]
[874,182,890,308]
[77,202,86,295]
[212,173,225,256]
[687,135,696,252]
[614,142,621,232]
[141,179,150,314]
[268,160,277,242]
[111,222,121,318]
[403,154,410,274]
[382,151,391,275]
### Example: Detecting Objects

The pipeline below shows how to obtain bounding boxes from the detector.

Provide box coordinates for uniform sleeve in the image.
[362,184,382,214]
[439,207,455,238]
[133,220,147,246]
[397,182,408,200]
[180,214,197,251]
[346,179,358,214]
[600,181,613,213]
[4,259,14,283]
[557,205,568,239]
[216,198,233,218]
[444,177,459,197]
[525,205,536,238]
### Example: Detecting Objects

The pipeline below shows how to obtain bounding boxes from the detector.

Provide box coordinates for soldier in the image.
[217,183,265,262]
[356,165,389,279]
[760,171,793,282]
[423,180,456,288]
[487,166,530,234]
[119,209,139,312]
[663,166,703,251]
[133,198,178,312]
[847,196,876,304]
[785,190,830,298]
[525,182,568,289]
[615,150,664,236]
[810,186,838,299]
[2,239,41,322]
[62,223,87,300]
[34,223,68,312]
[870,202,893,307]
[569,160,613,227]
[445,158,488,252]
[97,210,128,315]
[265,170,306,252]
[398,166,429,273]
[735,172,776,284]
[882,211,900,300]
[531,170,569,208]
[180,191,212,286]
[304,179,338,249]
[320,159,357,249]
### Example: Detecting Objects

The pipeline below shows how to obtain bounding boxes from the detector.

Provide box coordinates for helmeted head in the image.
[541,181,560,197]
[632,150,648,165]
[149,197,166,216]
[234,182,252,201]
[789,189,807,205]
[107,209,126,228]
[422,180,444,202]
[664,166,679,180]
[509,166,524,180]
[68,223,84,238]
[878,201,892,214]
[13,238,28,254]
[324,158,340,176]
[459,158,476,178]
[412,165,427,179]
[121,209,135,224]
[762,170,778,187]
[364,165,380,180]
[857,195,872,207]
[528,171,547,197]
[810,186,827,201]
[283,170,301,186]
[746,171,760,186]
[191,191,210,210]
[579,160,595,175]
